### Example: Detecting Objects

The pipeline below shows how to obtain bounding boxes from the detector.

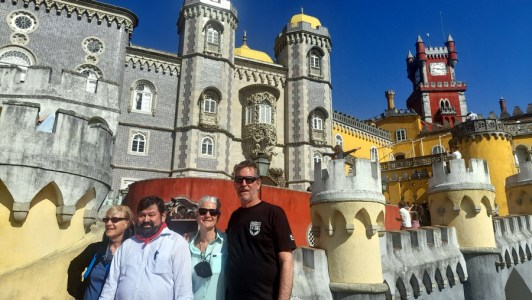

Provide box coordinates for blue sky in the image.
[104,0,532,120]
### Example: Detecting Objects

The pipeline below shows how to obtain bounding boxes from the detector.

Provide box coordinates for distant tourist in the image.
[99,196,193,299]
[448,144,462,160]
[323,144,361,160]
[466,112,478,121]
[67,205,134,300]
[226,160,296,300]
[189,196,227,300]
[398,202,412,230]
[411,211,420,229]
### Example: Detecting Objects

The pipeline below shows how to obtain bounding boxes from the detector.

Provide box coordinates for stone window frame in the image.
[370,146,379,162]
[203,20,224,55]
[7,10,39,34]
[312,115,323,130]
[0,45,35,67]
[200,136,215,157]
[309,107,328,145]
[128,129,150,156]
[129,80,157,116]
[308,47,324,78]
[395,128,407,142]
[245,99,274,125]
[82,36,105,56]
[76,64,103,93]
[199,88,221,129]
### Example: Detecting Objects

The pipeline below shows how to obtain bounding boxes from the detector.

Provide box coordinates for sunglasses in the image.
[235,176,258,184]
[198,208,221,216]
[103,217,128,223]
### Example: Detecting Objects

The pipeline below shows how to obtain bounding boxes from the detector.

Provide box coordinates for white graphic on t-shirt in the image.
[250,221,261,236]
[290,234,294,241]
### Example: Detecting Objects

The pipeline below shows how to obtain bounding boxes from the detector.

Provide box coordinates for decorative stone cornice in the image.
[505,121,532,137]
[235,63,286,88]
[333,111,391,141]
[275,31,331,57]
[180,3,238,29]
[451,119,510,142]
[4,0,138,33]
[125,47,181,76]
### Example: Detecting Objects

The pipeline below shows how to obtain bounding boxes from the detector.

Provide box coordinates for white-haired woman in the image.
[189,196,227,300]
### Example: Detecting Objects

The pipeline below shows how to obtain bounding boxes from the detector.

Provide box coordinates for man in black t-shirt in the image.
[226,160,296,300]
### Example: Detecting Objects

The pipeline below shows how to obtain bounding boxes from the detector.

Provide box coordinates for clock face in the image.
[429,62,447,76]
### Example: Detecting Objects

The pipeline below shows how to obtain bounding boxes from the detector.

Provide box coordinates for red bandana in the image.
[135,222,167,245]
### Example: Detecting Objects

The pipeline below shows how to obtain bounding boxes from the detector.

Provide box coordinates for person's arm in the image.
[98,245,121,299]
[67,243,99,299]
[344,147,361,156]
[277,251,294,300]
[173,237,194,300]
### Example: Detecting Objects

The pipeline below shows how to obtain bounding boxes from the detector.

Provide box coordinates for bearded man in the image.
[99,196,193,299]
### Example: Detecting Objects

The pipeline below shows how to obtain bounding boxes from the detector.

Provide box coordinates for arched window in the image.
[77,64,103,93]
[201,137,214,156]
[431,145,446,154]
[204,96,217,113]
[246,101,272,124]
[131,133,146,153]
[309,49,323,77]
[0,49,32,66]
[335,134,343,146]
[395,128,407,142]
[312,115,323,130]
[395,153,405,160]
[207,27,220,45]
[132,81,155,113]
[370,146,378,162]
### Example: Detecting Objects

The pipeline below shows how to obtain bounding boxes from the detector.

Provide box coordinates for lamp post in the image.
[254,153,270,178]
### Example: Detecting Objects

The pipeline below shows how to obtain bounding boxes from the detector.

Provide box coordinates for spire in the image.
[417,35,424,43]
[301,6,304,14]
[242,31,248,46]
[407,50,413,59]
[447,33,454,42]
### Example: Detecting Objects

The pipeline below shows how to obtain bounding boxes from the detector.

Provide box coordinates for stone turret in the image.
[428,158,496,250]
[428,158,501,300]
[311,159,387,299]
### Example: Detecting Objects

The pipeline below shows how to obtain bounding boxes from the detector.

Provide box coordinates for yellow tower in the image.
[428,159,497,249]
[450,119,517,215]
[506,161,532,215]
[311,159,387,298]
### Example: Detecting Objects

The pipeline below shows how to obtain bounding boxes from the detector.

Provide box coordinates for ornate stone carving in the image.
[243,123,277,159]
[166,197,198,220]
[267,167,287,187]
[10,33,28,45]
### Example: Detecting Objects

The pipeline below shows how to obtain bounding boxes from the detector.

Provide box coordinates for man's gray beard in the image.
[137,223,161,238]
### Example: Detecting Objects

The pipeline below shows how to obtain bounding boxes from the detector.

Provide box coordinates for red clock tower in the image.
[406,34,467,128]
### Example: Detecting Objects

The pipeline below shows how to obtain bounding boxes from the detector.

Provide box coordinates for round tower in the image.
[450,119,517,215]
[274,11,333,190]
[311,159,387,299]
[506,161,532,214]
[428,158,497,249]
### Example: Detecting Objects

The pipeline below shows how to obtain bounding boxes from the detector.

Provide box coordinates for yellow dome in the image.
[290,13,321,29]
[234,44,274,63]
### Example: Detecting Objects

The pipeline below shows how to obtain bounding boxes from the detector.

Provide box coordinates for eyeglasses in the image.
[235,176,258,184]
[198,208,220,216]
[103,217,128,223]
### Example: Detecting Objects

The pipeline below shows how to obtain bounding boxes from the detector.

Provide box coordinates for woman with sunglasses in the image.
[68,205,134,300]
[189,196,227,300]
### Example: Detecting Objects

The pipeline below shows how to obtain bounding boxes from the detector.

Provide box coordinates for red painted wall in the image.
[124,178,312,247]
[124,178,402,245]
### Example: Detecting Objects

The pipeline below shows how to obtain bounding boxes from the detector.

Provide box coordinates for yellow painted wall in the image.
[312,202,384,284]
[333,123,393,163]
[429,190,496,249]
[0,184,91,273]
[457,135,517,216]
[0,226,103,299]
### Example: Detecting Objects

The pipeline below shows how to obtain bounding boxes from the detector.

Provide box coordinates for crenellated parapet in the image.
[275,22,331,57]
[493,215,532,269]
[0,65,120,133]
[0,100,113,227]
[180,0,238,29]
[430,159,494,195]
[382,226,467,299]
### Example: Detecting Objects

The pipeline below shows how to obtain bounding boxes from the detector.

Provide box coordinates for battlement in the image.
[311,158,384,205]
[382,226,467,298]
[0,101,113,224]
[429,159,494,193]
[493,215,532,269]
[451,118,509,142]
[0,65,120,131]
[506,162,532,189]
